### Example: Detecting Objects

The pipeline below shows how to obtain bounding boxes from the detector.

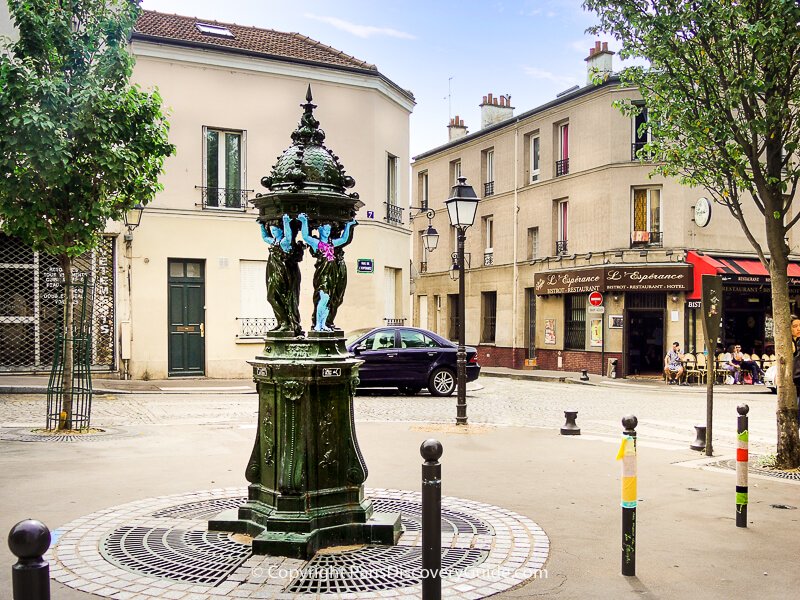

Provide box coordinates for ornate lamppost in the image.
[445,177,479,425]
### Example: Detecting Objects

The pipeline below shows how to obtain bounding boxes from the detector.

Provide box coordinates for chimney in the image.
[448,115,468,141]
[585,40,615,85]
[479,93,514,129]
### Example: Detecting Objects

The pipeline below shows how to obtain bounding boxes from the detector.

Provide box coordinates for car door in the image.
[353,328,398,385]
[395,329,441,386]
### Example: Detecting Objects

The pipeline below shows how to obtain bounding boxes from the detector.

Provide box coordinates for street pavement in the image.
[1,373,798,599]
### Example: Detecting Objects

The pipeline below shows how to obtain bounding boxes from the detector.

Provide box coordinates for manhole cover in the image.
[286,545,487,594]
[100,526,251,585]
[706,458,800,481]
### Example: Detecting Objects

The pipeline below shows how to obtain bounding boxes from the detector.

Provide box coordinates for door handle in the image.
[200,323,205,338]
[427,352,436,356]
[387,353,397,358]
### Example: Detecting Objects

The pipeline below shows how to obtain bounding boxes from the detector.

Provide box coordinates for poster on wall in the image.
[590,319,603,347]
[609,315,623,329]
[544,319,556,345]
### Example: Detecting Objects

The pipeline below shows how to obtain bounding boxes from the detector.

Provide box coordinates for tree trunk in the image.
[58,253,74,430]
[765,222,800,468]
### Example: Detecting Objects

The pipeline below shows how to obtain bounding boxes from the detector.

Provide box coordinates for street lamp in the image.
[445,176,479,425]
[123,203,145,244]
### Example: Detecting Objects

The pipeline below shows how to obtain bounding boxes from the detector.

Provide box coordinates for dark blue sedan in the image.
[346,326,481,396]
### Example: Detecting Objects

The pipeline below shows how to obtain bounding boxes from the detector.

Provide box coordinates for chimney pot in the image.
[487,93,493,104]
[499,96,505,107]
[602,41,608,51]
[595,40,601,51]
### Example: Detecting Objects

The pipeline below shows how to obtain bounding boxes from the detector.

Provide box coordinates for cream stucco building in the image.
[0,10,414,378]
[411,43,798,377]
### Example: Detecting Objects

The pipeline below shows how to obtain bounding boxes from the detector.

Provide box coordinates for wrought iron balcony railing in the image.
[631,142,654,161]
[556,240,568,255]
[484,181,494,197]
[383,318,406,326]
[236,317,277,338]
[196,186,252,211]
[484,252,494,266]
[630,230,663,247]
[555,158,570,177]
[385,202,404,225]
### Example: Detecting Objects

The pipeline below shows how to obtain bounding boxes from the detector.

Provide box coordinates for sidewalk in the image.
[0,368,772,395]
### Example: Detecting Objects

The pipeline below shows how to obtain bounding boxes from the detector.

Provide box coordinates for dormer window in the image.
[195,23,234,38]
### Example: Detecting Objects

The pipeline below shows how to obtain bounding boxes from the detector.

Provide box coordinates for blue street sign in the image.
[357,259,374,273]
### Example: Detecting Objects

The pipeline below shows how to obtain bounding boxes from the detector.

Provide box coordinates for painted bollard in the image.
[560,410,581,435]
[421,439,443,600]
[690,425,707,451]
[736,404,749,528]
[617,415,637,577]
[8,519,51,600]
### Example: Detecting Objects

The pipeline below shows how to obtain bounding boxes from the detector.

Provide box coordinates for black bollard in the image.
[580,369,590,381]
[560,410,581,435]
[8,519,51,600]
[736,404,749,528]
[420,439,443,600]
[690,425,707,451]
[619,415,638,577]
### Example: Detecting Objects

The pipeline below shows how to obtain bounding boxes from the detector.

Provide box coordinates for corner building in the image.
[410,44,799,377]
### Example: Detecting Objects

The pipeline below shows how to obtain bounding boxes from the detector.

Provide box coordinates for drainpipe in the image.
[512,126,520,363]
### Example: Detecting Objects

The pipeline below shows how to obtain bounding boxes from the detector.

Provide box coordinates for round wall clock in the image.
[694,197,712,227]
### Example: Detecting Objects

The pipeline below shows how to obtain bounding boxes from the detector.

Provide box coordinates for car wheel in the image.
[428,368,456,396]
[400,386,422,396]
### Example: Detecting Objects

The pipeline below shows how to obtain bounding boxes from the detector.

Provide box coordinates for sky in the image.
[139,0,618,158]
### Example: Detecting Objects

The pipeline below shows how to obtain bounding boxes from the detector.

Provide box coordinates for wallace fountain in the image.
[209,86,401,559]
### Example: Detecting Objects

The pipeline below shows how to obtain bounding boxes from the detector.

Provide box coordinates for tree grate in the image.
[371,497,494,535]
[152,497,248,520]
[706,458,800,481]
[285,545,487,594]
[100,526,250,585]
[0,427,119,443]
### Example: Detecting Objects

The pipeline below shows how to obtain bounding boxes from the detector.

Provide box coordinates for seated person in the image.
[718,351,740,383]
[664,341,685,385]
[731,345,763,384]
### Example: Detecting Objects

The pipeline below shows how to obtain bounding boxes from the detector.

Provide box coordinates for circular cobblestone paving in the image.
[48,487,549,599]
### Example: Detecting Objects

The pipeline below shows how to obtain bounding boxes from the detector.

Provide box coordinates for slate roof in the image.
[134,10,378,72]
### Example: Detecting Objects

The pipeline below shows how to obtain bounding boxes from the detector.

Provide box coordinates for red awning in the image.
[685,251,800,299]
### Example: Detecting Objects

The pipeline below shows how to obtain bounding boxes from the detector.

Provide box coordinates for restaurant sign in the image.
[534,265,692,295]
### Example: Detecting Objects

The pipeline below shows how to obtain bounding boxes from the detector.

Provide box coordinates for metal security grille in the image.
[101,526,251,586]
[371,497,493,535]
[152,497,247,520]
[0,234,115,372]
[564,293,587,350]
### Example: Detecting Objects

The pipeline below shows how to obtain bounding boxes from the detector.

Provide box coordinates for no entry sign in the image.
[589,291,603,307]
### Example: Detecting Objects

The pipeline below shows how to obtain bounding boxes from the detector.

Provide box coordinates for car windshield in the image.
[345,328,374,346]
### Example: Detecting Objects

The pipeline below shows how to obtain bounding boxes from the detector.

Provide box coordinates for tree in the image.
[0,0,174,428]
[583,0,800,467]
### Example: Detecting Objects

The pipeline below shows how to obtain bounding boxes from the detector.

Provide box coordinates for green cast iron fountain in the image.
[209,86,401,559]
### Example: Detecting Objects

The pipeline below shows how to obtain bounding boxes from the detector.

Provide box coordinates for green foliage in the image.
[0,0,175,257]
[583,0,800,237]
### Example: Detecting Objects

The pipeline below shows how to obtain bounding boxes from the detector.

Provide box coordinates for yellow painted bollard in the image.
[617,415,638,576]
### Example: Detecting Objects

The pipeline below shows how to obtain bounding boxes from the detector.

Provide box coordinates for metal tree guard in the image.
[46,276,95,430]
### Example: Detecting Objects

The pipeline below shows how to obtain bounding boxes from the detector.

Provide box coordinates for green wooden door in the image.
[168,259,205,376]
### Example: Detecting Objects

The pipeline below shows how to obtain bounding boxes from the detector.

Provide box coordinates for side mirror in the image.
[352,345,363,355]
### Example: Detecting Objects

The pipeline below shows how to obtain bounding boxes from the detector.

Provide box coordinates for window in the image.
[400,329,439,349]
[481,291,497,343]
[386,154,402,224]
[530,135,540,182]
[483,216,494,266]
[418,171,429,210]
[359,329,396,351]
[483,148,494,196]
[556,200,568,254]
[631,101,652,160]
[564,294,587,350]
[196,23,234,38]
[238,260,275,338]
[527,227,539,260]
[203,127,245,209]
[450,159,462,185]
[556,122,569,176]
[631,188,661,246]
[384,267,401,321]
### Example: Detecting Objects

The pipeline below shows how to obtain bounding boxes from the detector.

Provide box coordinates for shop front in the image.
[534,263,692,376]
[686,252,800,356]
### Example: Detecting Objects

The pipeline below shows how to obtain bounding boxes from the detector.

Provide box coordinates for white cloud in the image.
[522,66,579,88]
[303,13,415,40]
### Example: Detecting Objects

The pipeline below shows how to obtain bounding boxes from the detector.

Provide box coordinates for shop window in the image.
[481,291,497,343]
[631,188,662,247]
[564,293,587,350]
